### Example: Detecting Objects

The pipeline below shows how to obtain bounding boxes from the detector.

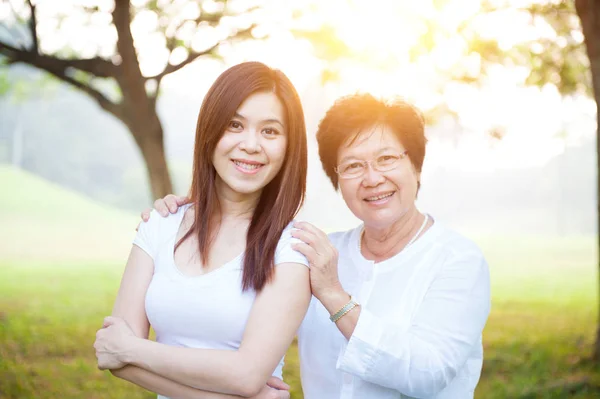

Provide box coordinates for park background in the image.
[0,0,598,398]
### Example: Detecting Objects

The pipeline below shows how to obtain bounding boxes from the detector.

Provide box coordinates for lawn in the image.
[1,166,599,398]
[1,235,598,398]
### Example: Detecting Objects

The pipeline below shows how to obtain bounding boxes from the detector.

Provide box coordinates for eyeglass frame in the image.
[334,150,409,179]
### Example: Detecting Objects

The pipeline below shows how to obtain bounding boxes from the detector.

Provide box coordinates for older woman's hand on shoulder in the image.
[290,222,342,301]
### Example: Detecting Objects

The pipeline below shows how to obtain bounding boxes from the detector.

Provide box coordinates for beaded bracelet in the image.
[330,297,359,323]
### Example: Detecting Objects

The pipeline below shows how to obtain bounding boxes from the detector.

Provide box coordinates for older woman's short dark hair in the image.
[316,93,427,190]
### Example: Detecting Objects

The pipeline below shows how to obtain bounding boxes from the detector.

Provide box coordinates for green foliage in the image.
[477,0,589,96]
[0,70,10,95]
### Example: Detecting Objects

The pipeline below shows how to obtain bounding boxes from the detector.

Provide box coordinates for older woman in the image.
[148,94,491,399]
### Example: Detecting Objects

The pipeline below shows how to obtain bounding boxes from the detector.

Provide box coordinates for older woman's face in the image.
[337,124,419,229]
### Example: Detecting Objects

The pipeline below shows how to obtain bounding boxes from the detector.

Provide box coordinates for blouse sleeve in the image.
[336,250,491,397]
[132,210,161,260]
[274,223,309,268]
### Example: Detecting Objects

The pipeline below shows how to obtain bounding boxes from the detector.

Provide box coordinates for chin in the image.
[233,184,265,195]
[362,208,406,227]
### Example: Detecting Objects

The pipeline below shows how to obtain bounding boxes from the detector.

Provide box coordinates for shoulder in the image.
[433,224,483,257]
[138,204,190,238]
[275,221,309,267]
[426,222,489,280]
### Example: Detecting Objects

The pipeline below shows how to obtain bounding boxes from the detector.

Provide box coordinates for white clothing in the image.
[298,219,491,399]
[132,205,308,399]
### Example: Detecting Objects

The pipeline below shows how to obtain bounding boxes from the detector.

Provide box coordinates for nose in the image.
[238,129,261,154]
[361,162,385,187]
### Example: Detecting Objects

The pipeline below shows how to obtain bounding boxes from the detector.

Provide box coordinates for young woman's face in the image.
[212,91,287,200]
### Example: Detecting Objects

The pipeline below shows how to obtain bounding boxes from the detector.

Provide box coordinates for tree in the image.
[574,0,600,363]
[0,0,257,199]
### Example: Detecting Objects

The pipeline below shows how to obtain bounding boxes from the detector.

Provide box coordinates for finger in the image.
[290,228,319,247]
[153,198,170,217]
[293,221,328,240]
[140,209,151,222]
[175,195,189,205]
[164,194,181,213]
[291,242,319,263]
[103,316,118,327]
[266,376,290,390]
[278,391,291,399]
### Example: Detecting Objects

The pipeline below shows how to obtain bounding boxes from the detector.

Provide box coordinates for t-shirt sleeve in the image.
[132,210,161,260]
[274,223,309,268]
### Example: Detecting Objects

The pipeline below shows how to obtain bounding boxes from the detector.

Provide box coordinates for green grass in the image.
[1,167,599,398]
[0,165,137,262]
[1,236,597,398]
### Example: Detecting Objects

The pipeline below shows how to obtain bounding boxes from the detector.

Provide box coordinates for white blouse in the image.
[297,218,491,399]
[133,205,308,399]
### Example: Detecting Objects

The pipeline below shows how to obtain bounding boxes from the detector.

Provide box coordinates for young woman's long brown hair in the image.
[177,62,307,291]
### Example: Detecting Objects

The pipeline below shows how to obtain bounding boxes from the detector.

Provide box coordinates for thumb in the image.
[266,376,289,391]
[103,316,117,328]
[176,196,189,205]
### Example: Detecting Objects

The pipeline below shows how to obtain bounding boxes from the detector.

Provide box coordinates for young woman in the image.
[93,62,312,399]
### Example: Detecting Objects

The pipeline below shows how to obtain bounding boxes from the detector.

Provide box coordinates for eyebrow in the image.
[233,112,284,127]
[339,146,402,164]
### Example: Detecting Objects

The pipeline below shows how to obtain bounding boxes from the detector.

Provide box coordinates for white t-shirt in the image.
[133,204,308,398]
[298,218,491,399]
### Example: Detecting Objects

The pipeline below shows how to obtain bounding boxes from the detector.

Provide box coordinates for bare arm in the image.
[100,246,289,399]
[121,262,311,397]
[110,246,153,338]
[112,366,289,399]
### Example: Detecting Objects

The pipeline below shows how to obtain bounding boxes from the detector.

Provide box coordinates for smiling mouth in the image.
[364,192,395,202]
[232,159,264,171]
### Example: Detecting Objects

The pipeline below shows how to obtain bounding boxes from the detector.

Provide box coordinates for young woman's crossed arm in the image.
[94,246,300,399]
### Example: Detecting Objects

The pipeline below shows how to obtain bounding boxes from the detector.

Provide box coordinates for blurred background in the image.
[0,0,597,397]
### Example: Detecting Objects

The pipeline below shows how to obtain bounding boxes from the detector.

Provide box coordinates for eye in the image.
[262,127,280,136]
[377,154,399,166]
[228,120,243,131]
[343,162,364,173]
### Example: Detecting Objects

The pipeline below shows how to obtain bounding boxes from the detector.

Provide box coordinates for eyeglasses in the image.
[334,151,409,179]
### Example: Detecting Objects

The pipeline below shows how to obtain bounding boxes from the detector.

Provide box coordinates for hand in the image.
[152,194,188,218]
[266,376,290,391]
[136,194,188,231]
[290,221,344,301]
[252,377,291,398]
[93,316,137,370]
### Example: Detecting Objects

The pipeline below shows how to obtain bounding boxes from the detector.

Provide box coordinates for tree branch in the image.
[25,0,38,53]
[0,41,123,120]
[148,24,256,80]
[0,41,117,78]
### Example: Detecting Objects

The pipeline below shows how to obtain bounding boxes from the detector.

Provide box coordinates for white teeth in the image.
[234,160,261,170]
[366,192,393,201]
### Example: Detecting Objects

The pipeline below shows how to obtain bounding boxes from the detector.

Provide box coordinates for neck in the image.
[361,207,424,262]
[213,179,260,222]
[217,194,259,223]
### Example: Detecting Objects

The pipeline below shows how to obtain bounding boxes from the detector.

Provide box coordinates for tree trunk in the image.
[127,113,173,200]
[112,0,173,200]
[575,0,600,363]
